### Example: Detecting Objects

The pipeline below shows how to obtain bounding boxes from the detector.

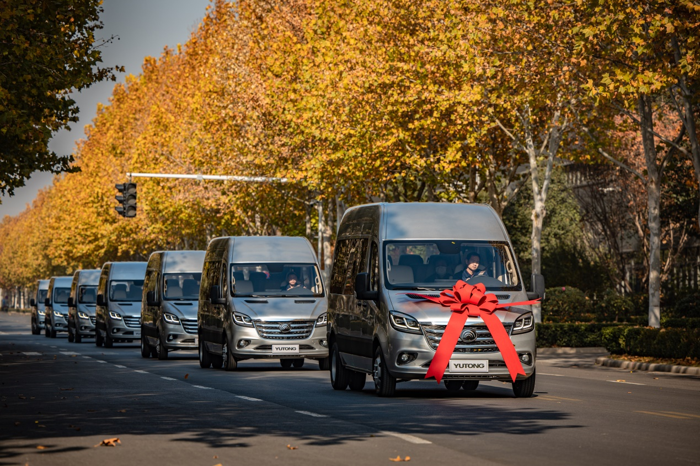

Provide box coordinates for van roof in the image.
[107,262,147,280]
[37,280,50,289]
[215,236,318,263]
[352,202,508,241]
[75,269,100,285]
[50,276,73,287]
[163,251,205,273]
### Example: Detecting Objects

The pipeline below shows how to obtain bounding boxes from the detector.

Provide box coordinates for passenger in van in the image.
[425,260,452,282]
[285,273,307,291]
[453,252,488,282]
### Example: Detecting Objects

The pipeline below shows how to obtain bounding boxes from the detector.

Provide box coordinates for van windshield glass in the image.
[384,241,521,292]
[53,287,71,304]
[109,280,144,302]
[230,263,324,297]
[79,286,97,304]
[163,273,202,300]
[37,290,47,303]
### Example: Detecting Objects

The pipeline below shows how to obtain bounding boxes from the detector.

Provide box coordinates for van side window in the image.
[369,242,379,291]
[330,239,351,294]
[343,238,368,296]
[144,269,158,300]
[221,263,228,296]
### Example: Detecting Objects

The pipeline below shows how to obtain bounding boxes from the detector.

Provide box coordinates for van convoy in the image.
[25,202,542,398]
[67,269,100,343]
[141,250,205,360]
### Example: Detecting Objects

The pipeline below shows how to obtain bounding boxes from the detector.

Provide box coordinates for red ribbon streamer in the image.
[412,281,539,384]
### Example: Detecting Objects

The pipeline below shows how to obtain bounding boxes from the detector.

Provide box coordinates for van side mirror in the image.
[67,297,74,307]
[527,273,545,300]
[30,298,36,307]
[146,290,160,306]
[210,285,227,305]
[355,273,378,301]
[44,298,51,306]
[96,294,105,306]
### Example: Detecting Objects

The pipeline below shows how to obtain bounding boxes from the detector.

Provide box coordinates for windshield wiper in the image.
[391,286,440,291]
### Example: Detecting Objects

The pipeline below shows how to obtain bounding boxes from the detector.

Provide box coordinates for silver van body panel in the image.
[220,235,318,263]
[46,276,73,334]
[68,269,100,339]
[96,262,147,344]
[163,251,206,273]
[109,262,148,280]
[32,279,50,329]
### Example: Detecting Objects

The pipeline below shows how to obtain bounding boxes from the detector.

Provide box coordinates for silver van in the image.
[141,250,205,360]
[67,269,100,343]
[44,276,73,338]
[95,261,147,347]
[198,236,329,371]
[328,203,544,397]
[30,279,50,335]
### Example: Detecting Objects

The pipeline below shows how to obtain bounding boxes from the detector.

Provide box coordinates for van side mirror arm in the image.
[146,290,160,306]
[527,273,545,301]
[210,285,227,305]
[44,298,51,306]
[96,294,105,306]
[67,297,74,307]
[355,273,379,301]
[30,298,36,307]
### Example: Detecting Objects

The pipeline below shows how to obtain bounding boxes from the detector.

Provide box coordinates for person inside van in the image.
[453,252,488,282]
[285,272,306,291]
[425,260,452,282]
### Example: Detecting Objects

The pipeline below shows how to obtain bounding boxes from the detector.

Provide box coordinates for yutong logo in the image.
[276,346,297,352]
[453,362,485,369]
[278,323,291,333]
[460,329,477,342]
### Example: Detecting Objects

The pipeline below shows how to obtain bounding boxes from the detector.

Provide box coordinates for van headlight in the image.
[163,313,180,324]
[109,311,122,320]
[78,311,90,320]
[38,309,45,315]
[233,312,253,327]
[53,310,63,317]
[315,313,327,326]
[389,311,422,334]
[512,312,534,335]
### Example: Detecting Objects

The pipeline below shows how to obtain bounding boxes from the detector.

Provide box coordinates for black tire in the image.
[157,335,169,360]
[74,328,82,343]
[318,357,330,370]
[49,325,56,338]
[198,337,212,369]
[67,326,75,343]
[140,335,151,358]
[45,324,50,338]
[222,334,237,371]
[513,370,536,398]
[292,358,304,368]
[372,346,396,397]
[349,371,366,391]
[104,333,113,348]
[462,380,479,391]
[95,329,103,347]
[330,342,350,390]
[211,355,223,369]
[444,380,463,392]
[31,318,39,335]
[280,359,293,369]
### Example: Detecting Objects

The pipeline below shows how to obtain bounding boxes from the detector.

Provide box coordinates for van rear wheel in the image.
[67,326,75,343]
[95,329,103,347]
[104,333,113,348]
[373,346,396,397]
[222,334,237,371]
[198,337,211,368]
[349,371,366,391]
[330,343,350,390]
[512,370,536,398]
[292,358,304,368]
[31,319,39,335]
[45,325,50,338]
[318,357,330,370]
[462,380,479,391]
[444,380,462,392]
[140,335,151,358]
[280,359,293,369]
[74,329,82,343]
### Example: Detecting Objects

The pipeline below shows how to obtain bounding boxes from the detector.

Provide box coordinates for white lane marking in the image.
[134,370,148,374]
[82,356,92,359]
[539,372,565,377]
[60,352,80,356]
[380,431,432,445]
[296,410,327,418]
[161,376,176,381]
[50,346,57,348]
[193,385,212,390]
[607,380,645,386]
[22,352,41,356]
[114,365,126,369]
[95,360,107,363]
[236,395,262,402]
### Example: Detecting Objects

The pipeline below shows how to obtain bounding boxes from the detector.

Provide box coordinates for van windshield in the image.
[163,273,201,300]
[79,286,97,304]
[37,290,47,303]
[109,280,144,302]
[53,288,71,304]
[384,241,521,292]
[230,263,324,297]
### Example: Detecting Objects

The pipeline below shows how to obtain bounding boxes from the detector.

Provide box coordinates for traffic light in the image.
[115,182,137,218]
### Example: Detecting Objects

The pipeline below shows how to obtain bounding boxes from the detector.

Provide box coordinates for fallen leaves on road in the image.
[213,464,222,466]
[68,424,80,431]
[36,446,46,450]
[117,409,126,413]
[286,444,298,450]
[389,456,411,462]
[213,456,218,459]
[95,438,121,447]
[184,374,189,380]
[18,396,26,400]
[616,380,626,382]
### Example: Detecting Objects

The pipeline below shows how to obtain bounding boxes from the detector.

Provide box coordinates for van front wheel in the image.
[222,334,237,371]
[318,357,330,370]
[373,346,396,397]
[512,370,536,398]
[198,337,212,368]
[157,336,169,360]
[140,335,151,358]
[330,343,349,390]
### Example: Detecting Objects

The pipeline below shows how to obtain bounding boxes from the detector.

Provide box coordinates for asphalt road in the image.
[1,312,699,466]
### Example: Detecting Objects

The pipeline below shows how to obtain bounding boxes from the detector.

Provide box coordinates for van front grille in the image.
[89,316,96,325]
[123,316,140,328]
[181,319,197,334]
[422,323,513,353]
[253,320,315,340]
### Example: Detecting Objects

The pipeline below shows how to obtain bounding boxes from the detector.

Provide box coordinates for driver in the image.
[286,273,307,291]
[453,252,488,282]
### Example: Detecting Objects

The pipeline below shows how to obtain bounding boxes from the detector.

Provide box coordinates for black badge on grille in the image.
[460,329,477,342]
[279,323,291,333]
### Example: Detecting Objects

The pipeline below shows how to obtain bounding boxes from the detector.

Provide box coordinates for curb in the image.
[537,347,607,355]
[595,357,700,375]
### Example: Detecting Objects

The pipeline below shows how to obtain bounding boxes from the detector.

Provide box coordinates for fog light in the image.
[519,352,532,365]
[112,328,118,334]
[167,334,176,342]
[237,339,250,349]
[320,339,328,348]
[397,352,417,365]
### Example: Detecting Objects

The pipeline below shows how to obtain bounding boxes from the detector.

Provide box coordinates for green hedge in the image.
[661,317,700,329]
[601,326,700,359]
[536,323,623,347]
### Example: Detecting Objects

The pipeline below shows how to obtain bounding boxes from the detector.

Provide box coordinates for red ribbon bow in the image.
[413,281,539,383]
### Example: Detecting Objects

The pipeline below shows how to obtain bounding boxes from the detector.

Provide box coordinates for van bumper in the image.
[75,318,96,337]
[229,325,329,360]
[52,315,68,333]
[383,328,536,382]
[161,321,198,350]
[106,319,141,341]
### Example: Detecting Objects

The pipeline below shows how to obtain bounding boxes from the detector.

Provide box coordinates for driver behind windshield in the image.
[285,273,307,291]
[454,252,488,282]
[425,260,451,282]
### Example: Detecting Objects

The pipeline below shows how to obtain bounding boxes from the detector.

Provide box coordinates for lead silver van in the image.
[141,250,205,360]
[44,276,73,338]
[328,203,544,397]
[67,269,100,343]
[198,236,329,371]
[95,261,147,348]
[30,279,49,335]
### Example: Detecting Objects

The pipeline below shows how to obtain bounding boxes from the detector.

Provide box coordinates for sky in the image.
[0,0,212,220]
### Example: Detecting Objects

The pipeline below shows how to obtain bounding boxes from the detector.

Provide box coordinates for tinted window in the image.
[79,286,97,303]
[230,263,324,297]
[109,280,144,302]
[53,288,70,304]
[330,239,351,294]
[163,273,201,300]
[343,239,367,296]
[37,290,47,303]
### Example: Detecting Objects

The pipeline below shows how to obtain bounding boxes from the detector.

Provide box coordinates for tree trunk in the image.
[322,200,333,283]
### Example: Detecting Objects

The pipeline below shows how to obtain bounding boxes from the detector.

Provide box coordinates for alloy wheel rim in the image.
[330,350,337,382]
[223,340,228,368]
[373,355,382,386]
